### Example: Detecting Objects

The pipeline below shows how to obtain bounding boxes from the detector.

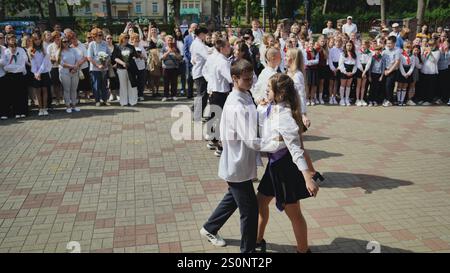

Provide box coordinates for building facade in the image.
[6,0,220,22]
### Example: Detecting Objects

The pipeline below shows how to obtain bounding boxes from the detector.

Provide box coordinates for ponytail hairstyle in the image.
[268,73,303,130]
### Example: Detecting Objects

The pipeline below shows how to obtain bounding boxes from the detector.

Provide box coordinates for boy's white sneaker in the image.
[200,227,226,247]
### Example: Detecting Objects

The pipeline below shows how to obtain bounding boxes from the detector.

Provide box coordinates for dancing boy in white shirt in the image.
[200,60,284,253]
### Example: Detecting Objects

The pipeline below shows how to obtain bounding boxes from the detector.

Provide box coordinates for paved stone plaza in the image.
[0,100,449,253]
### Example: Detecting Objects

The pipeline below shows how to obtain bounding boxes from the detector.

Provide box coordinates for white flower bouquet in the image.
[98,51,108,64]
[121,49,131,64]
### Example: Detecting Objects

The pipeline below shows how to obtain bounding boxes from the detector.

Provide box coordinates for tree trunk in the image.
[67,3,74,18]
[416,0,425,33]
[105,0,113,29]
[162,0,168,24]
[322,0,327,15]
[0,0,5,21]
[380,0,385,24]
[246,0,250,24]
[225,0,231,18]
[48,0,57,25]
[172,0,180,25]
[275,0,280,25]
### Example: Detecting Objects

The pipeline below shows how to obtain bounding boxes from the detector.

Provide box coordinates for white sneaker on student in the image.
[306,100,311,106]
[43,110,49,116]
[422,101,432,106]
[38,110,44,116]
[361,100,368,106]
[200,227,226,247]
[346,98,351,106]
[108,95,115,102]
[15,115,20,119]
[340,99,346,106]
[161,97,168,102]
[447,99,450,106]
[314,98,320,105]
[329,97,334,104]
[333,97,338,104]
[310,100,316,106]
[72,107,81,112]
[172,96,178,101]
[406,100,416,106]
[368,102,373,107]
[355,100,361,107]
[139,96,145,101]
[1,116,7,120]
[66,108,72,113]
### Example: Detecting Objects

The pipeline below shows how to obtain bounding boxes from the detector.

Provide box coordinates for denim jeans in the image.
[90,70,109,103]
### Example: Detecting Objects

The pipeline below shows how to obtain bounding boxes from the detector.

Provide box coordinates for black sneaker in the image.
[256,239,267,253]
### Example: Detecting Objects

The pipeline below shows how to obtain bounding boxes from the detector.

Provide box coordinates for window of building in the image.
[85,4,91,14]
[152,2,158,14]
[103,4,106,13]
[135,2,142,14]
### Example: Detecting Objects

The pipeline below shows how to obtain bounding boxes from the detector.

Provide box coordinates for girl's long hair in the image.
[29,32,44,59]
[286,48,305,77]
[344,40,356,59]
[269,73,303,130]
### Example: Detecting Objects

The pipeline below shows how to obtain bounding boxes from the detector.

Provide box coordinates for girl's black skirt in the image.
[341,64,355,80]
[31,72,51,89]
[318,65,331,80]
[258,151,311,211]
[397,66,414,83]
[305,68,318,86]
[355,64,367,79]
[330,62,340,80]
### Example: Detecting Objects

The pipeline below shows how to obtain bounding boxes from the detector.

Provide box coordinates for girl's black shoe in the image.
[256,239,267,253]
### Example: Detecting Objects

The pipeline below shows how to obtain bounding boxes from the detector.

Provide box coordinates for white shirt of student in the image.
[202,48,219,92]
[0,45,6,77]
[289,70,307,114]
[421,49,440,75]
[303,49,319,68]
[190,37,209,80]
[253,65,278,102]
[3,47,27,75]
[338,53,359,75]
[342,23,358,36]
[322,27,336,37]
[257,102,308,171]
[328,47,343,71]
[399,52,416,77]
[219,88,284,182]
[30,50,52,75]
[357,50,372,73]
[208,53,232,93]
[253,28,264,45]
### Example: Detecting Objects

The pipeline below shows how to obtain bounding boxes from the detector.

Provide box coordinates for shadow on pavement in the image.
[320,172,414,194]
[224,237,414,253]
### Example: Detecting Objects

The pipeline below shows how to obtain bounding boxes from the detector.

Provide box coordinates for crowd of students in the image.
[0,17,448,253]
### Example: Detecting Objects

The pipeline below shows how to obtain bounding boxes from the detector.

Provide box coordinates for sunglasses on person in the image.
[62,40,69,44]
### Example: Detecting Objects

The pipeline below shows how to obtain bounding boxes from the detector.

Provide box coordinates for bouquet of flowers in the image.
[121,49,131,64]
[98,51,108,64]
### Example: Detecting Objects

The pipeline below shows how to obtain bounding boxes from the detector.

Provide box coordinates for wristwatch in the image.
[312,171,324,183]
